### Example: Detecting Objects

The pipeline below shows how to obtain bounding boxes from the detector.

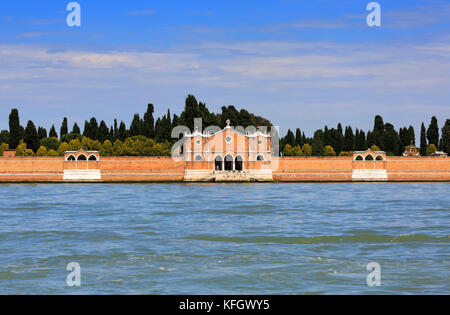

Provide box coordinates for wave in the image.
[183,234,450,244]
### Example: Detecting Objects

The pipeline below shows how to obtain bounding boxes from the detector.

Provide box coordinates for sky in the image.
[0,0,449,137]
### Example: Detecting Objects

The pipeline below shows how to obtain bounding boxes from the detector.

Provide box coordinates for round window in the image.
[225,136,232,144]
[196,140,201,145]
[258,140,263,145]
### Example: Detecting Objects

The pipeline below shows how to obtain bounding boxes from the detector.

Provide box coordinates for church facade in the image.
[183,120,274,181]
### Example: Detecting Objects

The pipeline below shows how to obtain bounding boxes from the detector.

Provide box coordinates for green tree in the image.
[383,123,400,155]
[312,138,324,156]
[61,133,83,144]
[81,137,94,150]
[295,129,303,147]
[98,120,110,142]
[180,95,201,131]
[46,149,59,157]
[335,123,344,154]
[37,126,47,140]
[36,146,47,156]
[282,144,293,156]
[427,144,437,156]
[92,140,102,152]
[324,145,336,156]
[69,139,82,151]
[420,123,427,156]
[284,129,295,147]
[24,120,40,153]
[373,115,385,149]
[57,142,70,156]
[24,149,35,156]
[100,140,114,156]
[293,145,303,156]
[72,123,81,134]
[441,119,450,154]
[40,137,60,151]
[49,125,58,138]
[113,139,124,156]
[302,143,312,156]
[426,116,439,147]
[60,117,68,138]
[15,141,27,156]
[344,126,354,152]
[130,114,143,137]
[408,126,416,145]
[355,129,367,151]
[118,121,128,141]
[8,109,24,149]
[370,144,381,151]
[143,104,155,139]
[0,130,9,145]
[0,142,9,156]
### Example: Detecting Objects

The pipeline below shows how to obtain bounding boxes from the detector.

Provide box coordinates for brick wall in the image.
[0,156,449,182]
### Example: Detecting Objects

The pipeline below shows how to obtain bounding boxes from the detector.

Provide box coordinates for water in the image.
[0,183,448,295]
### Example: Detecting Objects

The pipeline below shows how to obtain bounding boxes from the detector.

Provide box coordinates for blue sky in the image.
[0,0,449,136]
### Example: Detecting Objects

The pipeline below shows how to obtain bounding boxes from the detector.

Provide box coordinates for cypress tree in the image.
[118,121,128,141]
[426,116,439,147]
[408,126,415,145]
[37,126,47,140]
[113,119,118,140]
[312,138,324,156]
[441,119,450,154]
[383,123,400,155]
[60,117,68,138]
[180,95,201,131]
[143,104,155,139]
[420,123,427,156]
[8,109,24,149]
[335,124,344,154]
[155,118,163,143]
[0,130,9,144]
[344,126,354,152]
[295,129,302,147]
[285,129,295,147]
[98,120,110,142]
[72,123,81,134]
[130,114,143,136]
[355,129,367,151]
[373,115,385,149]
[24,120,40,152]
[83,120,91,138]
[89,118,99,140]
[49,125,58,138]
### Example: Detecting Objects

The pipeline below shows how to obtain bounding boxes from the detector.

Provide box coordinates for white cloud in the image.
[0,39,448,135]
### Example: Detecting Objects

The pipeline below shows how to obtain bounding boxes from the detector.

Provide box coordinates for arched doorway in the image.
[235,156,243,171]
[215,156,223,171]
[225,155,234,171]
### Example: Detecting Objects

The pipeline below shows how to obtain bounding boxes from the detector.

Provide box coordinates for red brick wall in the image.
[0,157,64,182]
[274,157,353,181]
[0,156,449,182]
